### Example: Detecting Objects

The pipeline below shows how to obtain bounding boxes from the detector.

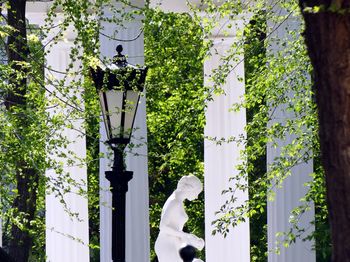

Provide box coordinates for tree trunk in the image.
[0,247,15,262]
[5,0,39,261]
[6,0,27,108]
[300,1,350,261]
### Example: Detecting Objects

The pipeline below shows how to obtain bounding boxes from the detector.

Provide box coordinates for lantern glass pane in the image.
[123,90,140,139]
[99,90,123,139]
[99,92,109,138]
[107,90,124,138]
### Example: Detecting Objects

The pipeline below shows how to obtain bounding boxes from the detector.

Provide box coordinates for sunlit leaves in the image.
[145,9,207,260]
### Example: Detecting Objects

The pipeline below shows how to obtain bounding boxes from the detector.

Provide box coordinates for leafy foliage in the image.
[0,0,123,259]
[196,1,331,259]
[244,13,268,262]
[144,9,207,261]
[0,0,333,261]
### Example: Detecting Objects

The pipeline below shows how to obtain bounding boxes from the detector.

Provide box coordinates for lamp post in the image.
[90,45,147,262]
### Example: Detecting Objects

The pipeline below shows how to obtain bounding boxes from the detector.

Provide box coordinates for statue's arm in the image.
[159,201,188,240]
[159,200,204,250]
[159,222,188,240]
[160,223,204,250]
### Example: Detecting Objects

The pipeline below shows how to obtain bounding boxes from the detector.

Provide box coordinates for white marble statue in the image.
[155,175,205,262]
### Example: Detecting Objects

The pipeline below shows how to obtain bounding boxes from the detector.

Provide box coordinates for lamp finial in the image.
[113,45,127,66]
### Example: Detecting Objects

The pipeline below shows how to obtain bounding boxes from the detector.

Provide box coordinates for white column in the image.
[267,6,315,262]
[267,139,315,262]
[25,3,90,261]
[99,1,150,261]
[204,29,250,262]
[99,122,112,262]
[44,23,90,262]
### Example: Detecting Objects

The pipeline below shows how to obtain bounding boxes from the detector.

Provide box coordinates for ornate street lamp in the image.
[90,45,147,262]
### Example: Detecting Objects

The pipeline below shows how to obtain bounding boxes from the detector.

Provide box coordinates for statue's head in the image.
[177,175,203,201]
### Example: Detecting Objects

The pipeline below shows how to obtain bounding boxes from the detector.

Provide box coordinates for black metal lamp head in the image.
[90,45,147,145]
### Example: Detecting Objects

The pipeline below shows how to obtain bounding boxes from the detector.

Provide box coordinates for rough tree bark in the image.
[4,0,39,261]
[300,0,350,261]
[0,247,14,262]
